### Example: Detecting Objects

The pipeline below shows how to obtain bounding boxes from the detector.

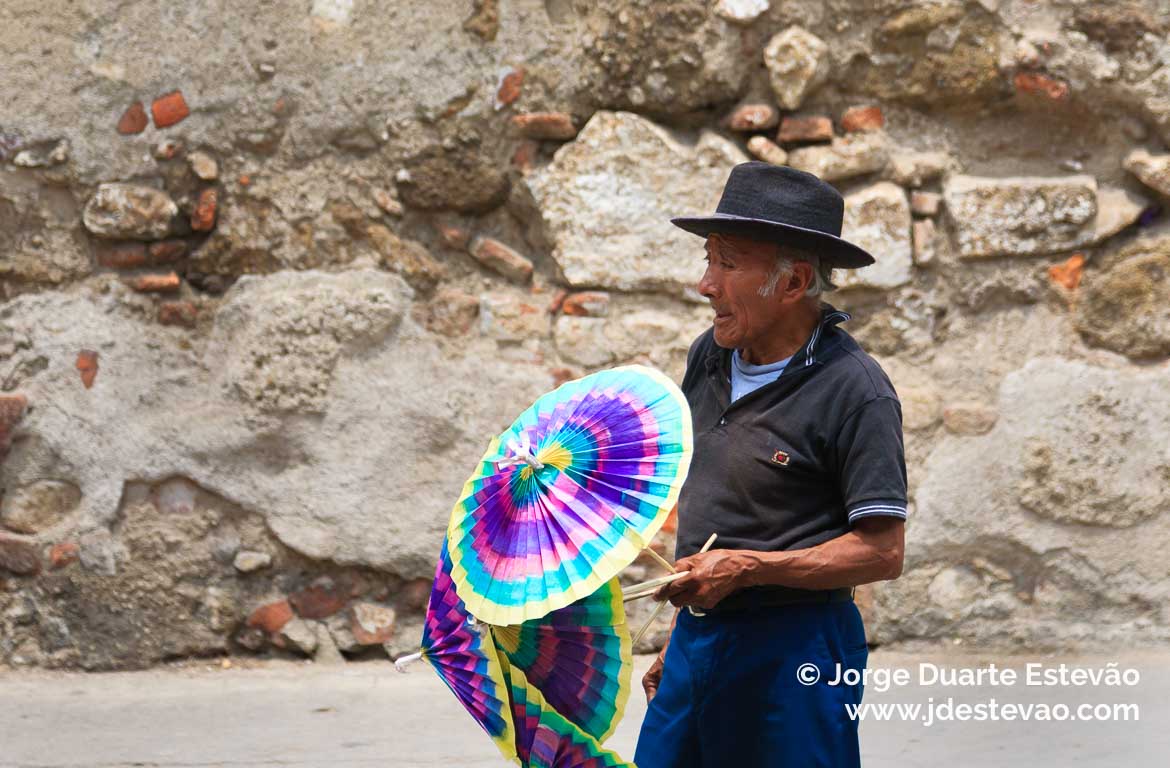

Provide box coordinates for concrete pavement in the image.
[1,650,1166,767]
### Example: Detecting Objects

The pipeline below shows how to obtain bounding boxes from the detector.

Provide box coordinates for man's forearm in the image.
[735,519,903,591]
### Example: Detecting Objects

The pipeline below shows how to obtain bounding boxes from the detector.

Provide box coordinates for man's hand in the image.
[652,549,750,609]
[642,649,666,702]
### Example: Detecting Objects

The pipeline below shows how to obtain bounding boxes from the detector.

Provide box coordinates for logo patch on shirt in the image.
[770,449,790,466]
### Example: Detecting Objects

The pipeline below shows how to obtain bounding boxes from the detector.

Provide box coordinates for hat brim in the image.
[670,213,876,269]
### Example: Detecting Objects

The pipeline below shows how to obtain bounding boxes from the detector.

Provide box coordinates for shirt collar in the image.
[705,302,852,376]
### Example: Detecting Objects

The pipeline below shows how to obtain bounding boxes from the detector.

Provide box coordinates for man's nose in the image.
[698,264,718,299]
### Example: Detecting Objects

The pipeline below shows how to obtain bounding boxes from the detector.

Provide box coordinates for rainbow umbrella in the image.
[503,658,635,768]
[446,364,693,626]
[395,540,517,763]
[491,576,632,744]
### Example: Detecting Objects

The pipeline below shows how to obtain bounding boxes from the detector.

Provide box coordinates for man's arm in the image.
[641,607,679,702]
[654,516,904,610]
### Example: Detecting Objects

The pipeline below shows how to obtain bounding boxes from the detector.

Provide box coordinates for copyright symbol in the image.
[797,663,820,685]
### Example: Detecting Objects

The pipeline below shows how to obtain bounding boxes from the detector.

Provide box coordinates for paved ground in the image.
[1,650,1166,767]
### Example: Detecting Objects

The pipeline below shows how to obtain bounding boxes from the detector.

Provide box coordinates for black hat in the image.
[671,162,875,269]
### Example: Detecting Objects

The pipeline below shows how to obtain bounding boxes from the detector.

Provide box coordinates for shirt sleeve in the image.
[833,396,908,525]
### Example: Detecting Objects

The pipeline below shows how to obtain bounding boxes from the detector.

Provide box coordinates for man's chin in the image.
[711,326,739,349]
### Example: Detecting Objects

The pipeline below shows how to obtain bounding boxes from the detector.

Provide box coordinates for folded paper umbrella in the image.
[447,364,693,626]
[395,540,517,763]
[490,576,632,744]
[503,657,634,768]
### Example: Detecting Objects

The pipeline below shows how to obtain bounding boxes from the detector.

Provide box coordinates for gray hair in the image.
[758,244,837,299]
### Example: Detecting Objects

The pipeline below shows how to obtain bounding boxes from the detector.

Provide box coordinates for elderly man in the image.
[633,162,907,768]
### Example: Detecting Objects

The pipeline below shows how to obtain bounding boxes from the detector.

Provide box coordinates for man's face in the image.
[697,233,787,350]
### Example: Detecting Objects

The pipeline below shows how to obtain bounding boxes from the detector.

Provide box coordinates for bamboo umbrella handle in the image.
[631,533,718,645]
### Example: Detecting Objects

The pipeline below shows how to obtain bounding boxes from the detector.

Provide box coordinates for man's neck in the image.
[738,301,822,366]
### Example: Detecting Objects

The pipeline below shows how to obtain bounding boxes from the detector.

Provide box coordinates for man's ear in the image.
[781,261,815,302]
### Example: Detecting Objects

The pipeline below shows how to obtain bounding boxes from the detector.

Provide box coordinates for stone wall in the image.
[2,0,1169,669]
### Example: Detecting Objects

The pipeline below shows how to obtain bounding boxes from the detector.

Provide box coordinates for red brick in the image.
[1014,72,1070,102]
[151,90,191,128]
[96,242,147,269]
[469,236,534,283]
[0,393,28,459]
[841,105,885,133]
[116,101,148,135]
[437,225,471,250]
[496,67,525,107]
[190,188,217,231]
[550,367,576,387]
[158,300,199,327]
[511,112,577,140]
[247,599,294,633]
[75,350,98,389]
[148,239,188,263]
[727,104,780,132]
[777,115,834,145]
[124,272,181,293]
[511,139,539,174]
[1048,253,1085,291]
[48,541,80,570]
[561,291,610,317]
[290,576,349,619]
[400,578,432,612]
[0,533,41,576]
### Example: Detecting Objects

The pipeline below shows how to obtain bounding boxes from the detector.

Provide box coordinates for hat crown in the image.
[714,162,844,238]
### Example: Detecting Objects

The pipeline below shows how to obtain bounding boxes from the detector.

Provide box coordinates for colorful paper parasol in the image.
[503,658,635,768]
[446,364,693,625]
[397,539,517,763]
[491,576,632,744]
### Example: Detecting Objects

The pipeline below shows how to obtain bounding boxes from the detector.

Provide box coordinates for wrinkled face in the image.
[697,233,787,350]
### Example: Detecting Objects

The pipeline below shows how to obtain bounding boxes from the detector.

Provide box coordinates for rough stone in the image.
[884,150,950,188]
[0,393,29,461]
[75,350,98,389]
[0,533,41,575]
[942,175,1143,259]
[123,272,180,293]
[942,402,999,435]
[479,290,548,343]
[233,550,272,573]
[1075,236,1170,360]
[372,188,404,217]
[787,132,889,182]
[1013,72,1070,103]
[397,149,510,213]
[367,225,446,291]
[290,575,349,619]
[763,26,830,110]
[190,188,218,231]
[1123,149,1170,197]
[187,151,219,181]
[158,300,199,328]
[210,269,410,414]
[746,136,787,166]
[714,0,769,25]
[468,236,534,284]
[495,67,525,109]
[523,111,747,297]
[899,386,941,431]
[349,602,396,645]
[82,184,178,240]
[837,182,913,290]
[274,617,319,655]
[777,115,833,145]
[554,316,615,368]
[0,479,81,534]
[48,541,80,570]
[417,288,480,337]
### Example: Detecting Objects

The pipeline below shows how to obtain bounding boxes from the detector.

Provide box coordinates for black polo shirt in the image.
[674,303,908,572]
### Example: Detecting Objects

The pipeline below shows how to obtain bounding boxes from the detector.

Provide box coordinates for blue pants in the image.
[634,600,868,768]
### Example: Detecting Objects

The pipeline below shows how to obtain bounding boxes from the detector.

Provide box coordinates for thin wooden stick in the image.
[622,571,690,602]
[631,533,718,644]
[641,547,676,574]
